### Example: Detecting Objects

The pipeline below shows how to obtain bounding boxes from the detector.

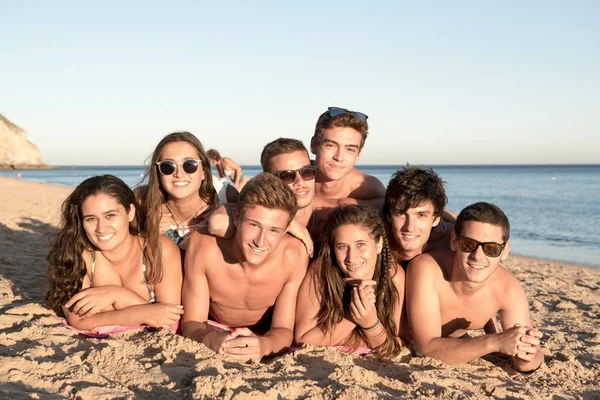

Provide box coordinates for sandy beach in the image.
[0,176,599,399]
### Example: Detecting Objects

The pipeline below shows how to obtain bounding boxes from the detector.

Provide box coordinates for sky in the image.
[1,1,598,166]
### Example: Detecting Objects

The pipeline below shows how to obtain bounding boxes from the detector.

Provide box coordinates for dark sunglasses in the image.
[273,166,316,185]
[156,159,202,175]
[328,106,368,121]
[456,235,507,258]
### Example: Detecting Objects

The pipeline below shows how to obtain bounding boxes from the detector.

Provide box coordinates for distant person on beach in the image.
[384,166,453,269]
[138,132,235,250]
[310,107,386,209]
[406,202,544,372]
[46,175,183,330]
[207,148,250,191]
[182,173,308,362]
[295,205,405,358]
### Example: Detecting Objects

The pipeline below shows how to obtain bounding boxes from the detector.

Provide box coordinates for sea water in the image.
[2,164,598,268]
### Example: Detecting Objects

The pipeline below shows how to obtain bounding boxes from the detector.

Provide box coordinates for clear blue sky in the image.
[1,1,598,165]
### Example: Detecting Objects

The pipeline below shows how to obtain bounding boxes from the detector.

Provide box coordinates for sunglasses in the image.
[328,106,368,121]
[456,235,507,258]
[273,166,316,185]
[156,159,202,176]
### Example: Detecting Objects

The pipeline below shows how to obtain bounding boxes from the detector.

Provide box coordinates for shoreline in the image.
[1,176,600,398]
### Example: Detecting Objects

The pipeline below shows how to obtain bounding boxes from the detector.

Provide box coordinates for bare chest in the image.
[439,287,500,337]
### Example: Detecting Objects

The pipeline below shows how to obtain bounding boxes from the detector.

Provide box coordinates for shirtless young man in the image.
[182,173,309,362]
[310,107,385,209]
[406,202,544,372]
[384,167,453,269]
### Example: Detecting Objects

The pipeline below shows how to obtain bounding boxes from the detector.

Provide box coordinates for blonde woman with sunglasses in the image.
[139,132,234,249]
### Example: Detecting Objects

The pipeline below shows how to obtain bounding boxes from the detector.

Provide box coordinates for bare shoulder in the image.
[348,169,385,199]
[281,234,309,271]
[390,259,406,286]
[158,234,179,258]
[407,251,448,281]
[491,265,526,296]
[185,231,219,266]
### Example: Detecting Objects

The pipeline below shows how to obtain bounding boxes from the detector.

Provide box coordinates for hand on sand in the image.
[221,327,264,363]
[143,304,184,329]
[346,280,378,329]
[497,323,542,361]
[65,286,119,318]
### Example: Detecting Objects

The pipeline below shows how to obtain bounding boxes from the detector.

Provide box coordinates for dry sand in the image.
[1,176,599,399]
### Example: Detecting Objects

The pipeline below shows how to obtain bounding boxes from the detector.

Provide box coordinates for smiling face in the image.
[267,150,315,210]
[451,221,510,284]
[311,127,362,182]
[332,224,383,281]
[388,200,441,260]
[158,141,204,201]
[81,193,135,251]
[235,205,290,266]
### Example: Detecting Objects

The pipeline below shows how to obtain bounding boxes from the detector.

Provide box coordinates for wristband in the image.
[362,319,380,331]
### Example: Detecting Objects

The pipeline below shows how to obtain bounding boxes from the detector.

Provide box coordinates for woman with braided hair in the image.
[295,205,405,359]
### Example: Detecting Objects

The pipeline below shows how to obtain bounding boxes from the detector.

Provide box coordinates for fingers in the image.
[356,286,375,306]
[302,235,314,258]
[356,280,377,290]
[520,335,541,347]
[65,291,86,308]
[526,329,543,339]
[230,327,255,337]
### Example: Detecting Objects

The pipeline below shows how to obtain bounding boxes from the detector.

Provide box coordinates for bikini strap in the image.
[141,250,156,303]
[90,251,95,288]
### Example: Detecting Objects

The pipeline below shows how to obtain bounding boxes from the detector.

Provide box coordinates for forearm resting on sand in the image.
[65,303,183,330]
[262,327,294,356]
[182,321,229,352]
[415,335,500,365]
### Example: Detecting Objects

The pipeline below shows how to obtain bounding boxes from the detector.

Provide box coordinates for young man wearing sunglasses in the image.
[310,107,386,209]
[182,173,308,362]
[405,202,544,373]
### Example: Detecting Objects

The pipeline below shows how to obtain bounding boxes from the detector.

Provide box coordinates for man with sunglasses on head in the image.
[310,107,386,210]
[405,202,544,373]
[207,137,354,257]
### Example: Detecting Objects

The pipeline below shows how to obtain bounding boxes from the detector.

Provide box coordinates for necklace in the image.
[165,201,207,237]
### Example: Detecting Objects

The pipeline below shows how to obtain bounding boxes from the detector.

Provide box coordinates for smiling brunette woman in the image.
[139,132,224,250]
[46,175,183,330]
[294,205,405,359]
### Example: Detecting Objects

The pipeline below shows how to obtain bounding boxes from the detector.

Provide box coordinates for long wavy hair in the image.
[139,131,217,257]
[45,175,153,316]
[314,205,401,359]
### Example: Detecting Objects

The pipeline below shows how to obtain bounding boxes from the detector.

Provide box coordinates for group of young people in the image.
[45,106,544,373]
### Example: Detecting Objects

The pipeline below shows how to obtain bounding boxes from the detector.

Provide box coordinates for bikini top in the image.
[90,250,156,303]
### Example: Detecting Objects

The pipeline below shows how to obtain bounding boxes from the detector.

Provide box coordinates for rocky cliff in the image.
[0,114,50,169]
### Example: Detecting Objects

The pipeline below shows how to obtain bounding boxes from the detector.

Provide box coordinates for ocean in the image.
[2,164,599,268]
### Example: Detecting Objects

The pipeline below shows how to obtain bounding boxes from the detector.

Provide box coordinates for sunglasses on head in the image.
[456,235,507,258]
[328,106,368,121]
[156,159,202,176]
[273,166,316,185]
